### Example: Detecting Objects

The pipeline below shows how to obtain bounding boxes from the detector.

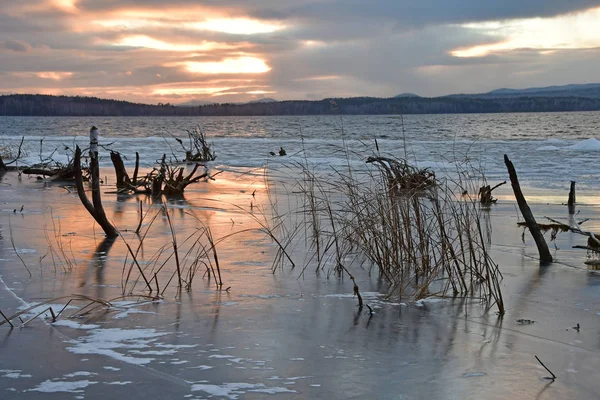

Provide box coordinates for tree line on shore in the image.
[2,93,600,116]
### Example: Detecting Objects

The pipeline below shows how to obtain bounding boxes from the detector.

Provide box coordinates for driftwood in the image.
[73,127,118,238]
[21,163,80,181]
[167,126,216,162]
[109,152,210,197]
[479,181,506,206]
[541,216,600,250]
[504,154,552,265]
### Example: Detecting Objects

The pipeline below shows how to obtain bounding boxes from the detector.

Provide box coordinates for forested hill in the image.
[2,93,600,116]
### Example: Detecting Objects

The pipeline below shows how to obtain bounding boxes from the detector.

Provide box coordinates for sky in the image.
[1,0,600,105]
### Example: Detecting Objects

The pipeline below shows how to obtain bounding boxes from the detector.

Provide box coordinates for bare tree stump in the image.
[504,154,552,265]
[73,127,118,238]
[110,151,131,189]
[151,154,166,197]
[568,181,576,215]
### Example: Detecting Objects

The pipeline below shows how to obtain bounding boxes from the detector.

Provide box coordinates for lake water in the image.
[1,112,600,198]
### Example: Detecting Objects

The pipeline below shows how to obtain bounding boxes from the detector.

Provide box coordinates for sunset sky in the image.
[1,0,600,104]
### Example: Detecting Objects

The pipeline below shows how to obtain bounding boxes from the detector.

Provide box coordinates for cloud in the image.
[2,39,31,52]
[1,1,600,103]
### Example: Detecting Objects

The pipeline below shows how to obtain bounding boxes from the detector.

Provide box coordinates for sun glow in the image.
[35,72,73,80]
[53,0,78,13]
[451,7,600,57]
[188,18,285,35]
[152,87,231,96]
[183,57,271,74]
[115,35,232,52]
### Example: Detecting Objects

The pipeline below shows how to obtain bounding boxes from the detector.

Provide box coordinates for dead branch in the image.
[504,154,552,265]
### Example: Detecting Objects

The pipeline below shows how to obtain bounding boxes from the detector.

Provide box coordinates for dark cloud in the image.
[0,1,599,102]
[75,0,600,26]
[2,39,31,52]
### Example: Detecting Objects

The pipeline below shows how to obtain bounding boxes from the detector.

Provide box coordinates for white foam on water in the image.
[103,366,120,371]
[105,381,132,385]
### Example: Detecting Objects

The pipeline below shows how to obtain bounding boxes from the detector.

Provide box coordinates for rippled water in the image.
[1,111,599,197]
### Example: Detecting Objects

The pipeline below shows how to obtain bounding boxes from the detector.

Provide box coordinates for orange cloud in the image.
[35,72,74,80]
[114,35,236,52]
[182,57,271,74]
[188,18,285,35]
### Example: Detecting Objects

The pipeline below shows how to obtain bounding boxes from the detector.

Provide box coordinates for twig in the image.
[535,355,556,380]
[8,217,32,278]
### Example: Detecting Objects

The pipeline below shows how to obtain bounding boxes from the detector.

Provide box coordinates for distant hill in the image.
[449,83,600,99]
[247,98,277,104]
[394,93,421,98]
[2,86,600,116]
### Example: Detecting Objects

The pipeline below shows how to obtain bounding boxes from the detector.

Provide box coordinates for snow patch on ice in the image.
[208,354,234,359]
[414,298,447,306]
[191,382,296,399]
[27,380,97,393]
[63,372,97,378]
[16,248,36,254]
[0,370,32,379]
[536,145,559,151]
[66,328,168,365]
[52,320,100,330]
[566,138,600,151]
[188,365,214,370]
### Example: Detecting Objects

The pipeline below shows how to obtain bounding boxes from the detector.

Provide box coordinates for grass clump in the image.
[270,148,504,315]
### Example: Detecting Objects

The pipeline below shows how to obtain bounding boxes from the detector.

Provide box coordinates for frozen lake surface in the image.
[0,113,599,399]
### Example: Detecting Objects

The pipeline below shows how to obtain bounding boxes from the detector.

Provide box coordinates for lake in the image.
[1,111,600,197]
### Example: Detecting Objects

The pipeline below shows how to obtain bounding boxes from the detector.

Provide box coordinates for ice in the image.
[566,138,600,151]
[188,365,214,370]
[536,145,559,151]
[66,328,168,365]
[414,298,447,306]
[27,380,97,393]
[191,382,295,399]
[0,370,32,379]
[53,320,100,330]
[63,372,97,378]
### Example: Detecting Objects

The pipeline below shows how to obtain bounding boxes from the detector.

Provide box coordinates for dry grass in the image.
[264,148,505,314]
